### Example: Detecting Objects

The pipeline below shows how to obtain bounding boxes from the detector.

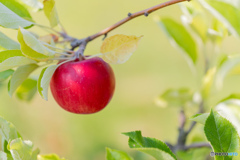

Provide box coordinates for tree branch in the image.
[70,0,190,52]
[184,142,211,150]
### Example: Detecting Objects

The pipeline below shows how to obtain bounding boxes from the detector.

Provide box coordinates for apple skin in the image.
[50,57,115,114]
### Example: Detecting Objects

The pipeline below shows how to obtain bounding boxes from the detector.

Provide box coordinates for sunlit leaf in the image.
[106,148,133,160]
[18,27,55,61]
[9,138,34,160]
[204,110,240,159]
[37,65,58,100]
[216,98,240,135]
[0,69,14,82]
[200,0,240,37]
[43,0,59,27]
[0,116,20,142]
[155,88,194,108]
[38,154,67,160]
[8,64,38,97]
[0,0,32,20]
[123,131,177,160]
[100,34,142,64]
[16,78,37,101]
[0,50,36,72]
[190,113,209,125]
[157,17,198,65]
[0,2,33,29]
[0,32,20,51]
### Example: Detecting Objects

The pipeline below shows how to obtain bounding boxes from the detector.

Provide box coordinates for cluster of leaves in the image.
[0,116,66,160]
[0,0,142,102]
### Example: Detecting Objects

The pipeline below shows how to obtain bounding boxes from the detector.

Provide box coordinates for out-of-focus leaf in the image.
[123,131,177,160]
[0,116,20,142]
[106,148,133,160]
[37,65,57,100]
[190,113,209,125]
[208,18,228,44]
[16,78,37,101]
[201,67,216,98]
[200,0,240,37]
[43,0,59,27]
[0,32,20,51]
[0,3,33,29]
[18,27,55,61]
[0,69,14,82]
[9,138,34,160]
[0,50,23,62]
[18,0,43,12]
[0,151,7,160]
[215,55,240,89]
[157,17,198,65]
[100,34,142,64]
[8,64,38,97]
[37,154,67,160]
[204,110,240,159]
[0,0,32,20]
[155,88,194,108]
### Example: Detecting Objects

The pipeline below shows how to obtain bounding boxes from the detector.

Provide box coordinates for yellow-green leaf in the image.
[0,2,33,29]
[43,0,59,27]
[37,65,58,100]
[100,34,142,64]
[0,32,20,51]
[18,27,55,61]
[8,64,38,97]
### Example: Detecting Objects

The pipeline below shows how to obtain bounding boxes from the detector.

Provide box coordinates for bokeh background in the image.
[1,0,240,159]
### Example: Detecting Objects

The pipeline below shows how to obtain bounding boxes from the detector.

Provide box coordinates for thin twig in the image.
[70,0,190,51]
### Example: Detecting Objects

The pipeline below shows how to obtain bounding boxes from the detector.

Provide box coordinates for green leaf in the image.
[0,2,33,29]
[215,55,240,88]
[0,116,20,142]
[0,0,32,20]
[190,113,209,125]
[43,0,59,27]
[37,154,66,160]
[0,69,14,82]
[123,131,177,160]
[0,50,23,62]
[18,27,55,61]
[17,0,43,12]
[37,65,57,100]
[0,151,7,160]
[204,110,240,159]
[200,0,240,37]
[0,56,36,72]
[0,32,20,51]
[8,64,38,97]
[106,148,133,160]
[157,17,198,64]
[9,138,34,160]
[16,78,37,101]
[155,88,194,108]
[216,99,240,135]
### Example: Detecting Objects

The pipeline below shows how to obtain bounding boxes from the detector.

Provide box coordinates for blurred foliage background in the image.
[0,0,240,159]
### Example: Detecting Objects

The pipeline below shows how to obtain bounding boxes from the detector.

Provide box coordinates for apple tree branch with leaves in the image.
[0,0,239,159]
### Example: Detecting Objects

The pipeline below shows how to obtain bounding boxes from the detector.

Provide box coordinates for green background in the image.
[0,0,240,159]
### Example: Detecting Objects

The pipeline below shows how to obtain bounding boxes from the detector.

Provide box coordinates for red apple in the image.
[50,57,115,114]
